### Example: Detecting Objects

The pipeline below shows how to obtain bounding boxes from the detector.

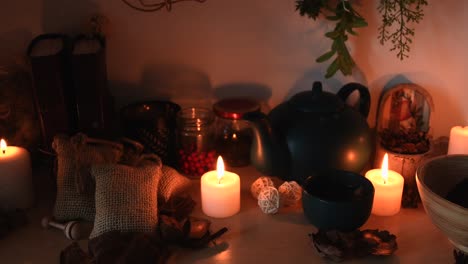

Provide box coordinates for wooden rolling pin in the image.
[41,216,92,240]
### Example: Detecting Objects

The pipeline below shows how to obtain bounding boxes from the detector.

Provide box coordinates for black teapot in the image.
[243,82,372,184]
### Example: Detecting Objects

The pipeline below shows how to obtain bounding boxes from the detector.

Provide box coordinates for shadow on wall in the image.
[0,30,32,65]
[0,31,40,150]
[111,63,213,109]
[213,83,273,113]
[42,0,99,34]
[351,1,379,80]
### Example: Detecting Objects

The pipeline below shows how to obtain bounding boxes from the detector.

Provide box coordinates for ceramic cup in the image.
[302,170,374,231]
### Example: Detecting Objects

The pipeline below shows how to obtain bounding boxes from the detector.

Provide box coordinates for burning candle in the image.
[365,153,404,216]
[201,156,240,218]
[448,126,468,154]
[0,139,34,209]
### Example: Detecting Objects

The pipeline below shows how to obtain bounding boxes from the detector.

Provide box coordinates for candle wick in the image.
[218,178,221,184]
[2,150,5,154]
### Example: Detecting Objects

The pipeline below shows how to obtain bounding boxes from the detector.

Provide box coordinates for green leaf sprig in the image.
[319,2,367,78]
[296,0,367,78]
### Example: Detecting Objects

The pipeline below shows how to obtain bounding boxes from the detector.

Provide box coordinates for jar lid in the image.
[213,97,260,119]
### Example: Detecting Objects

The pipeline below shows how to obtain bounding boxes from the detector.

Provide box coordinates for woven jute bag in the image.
[52,134,123,222]
[90,154,162,238]
[159,165,192,203]
[119,137,192,203]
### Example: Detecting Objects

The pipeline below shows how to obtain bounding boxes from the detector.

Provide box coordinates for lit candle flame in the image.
[381,153,389,184]
[0,139,6,154]
[216,156,225,184]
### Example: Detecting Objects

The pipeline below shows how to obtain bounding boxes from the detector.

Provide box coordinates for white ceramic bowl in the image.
[416,155,468,253]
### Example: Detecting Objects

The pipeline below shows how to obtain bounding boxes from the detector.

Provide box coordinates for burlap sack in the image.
[119,138,192,203]
[159,165,192,203]
[52,134,123,222]
[90,154,162,239]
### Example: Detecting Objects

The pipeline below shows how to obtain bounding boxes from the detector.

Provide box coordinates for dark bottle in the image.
[213,97,260,167]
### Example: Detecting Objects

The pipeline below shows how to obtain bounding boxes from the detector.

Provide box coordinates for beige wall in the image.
[1,0,467,137]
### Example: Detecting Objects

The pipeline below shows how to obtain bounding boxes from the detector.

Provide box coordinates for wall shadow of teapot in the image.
[213,82,273,113]
[243,81,372,184]
[111,63,213,109]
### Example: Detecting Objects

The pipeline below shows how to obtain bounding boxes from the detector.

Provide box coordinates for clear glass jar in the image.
[213,97,260,167]
[176,107,217,178]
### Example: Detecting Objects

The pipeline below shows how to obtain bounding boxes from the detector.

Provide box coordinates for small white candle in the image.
[448,126,468,154]
[201,156,240,218]
[365,153,404,216]
[0,139,34,209]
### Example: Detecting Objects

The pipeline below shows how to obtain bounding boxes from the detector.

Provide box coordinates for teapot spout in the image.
[243,111,290,179]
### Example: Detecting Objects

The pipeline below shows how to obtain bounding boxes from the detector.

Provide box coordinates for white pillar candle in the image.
[448,126,468,154]
[201,156,240,218]
[365,153,404,216]
[0,139,34,209]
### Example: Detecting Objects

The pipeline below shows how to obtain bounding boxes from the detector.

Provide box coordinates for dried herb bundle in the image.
[311,229,398,262]
[379,128,429,154]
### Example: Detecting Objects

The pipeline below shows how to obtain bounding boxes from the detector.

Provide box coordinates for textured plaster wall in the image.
[1,0,467,137]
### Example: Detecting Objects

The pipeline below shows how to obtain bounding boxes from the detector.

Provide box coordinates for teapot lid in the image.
[289,82,344,113]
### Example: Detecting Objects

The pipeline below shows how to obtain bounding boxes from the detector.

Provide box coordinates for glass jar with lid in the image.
[213,97,260,167]
[176,107,217,178]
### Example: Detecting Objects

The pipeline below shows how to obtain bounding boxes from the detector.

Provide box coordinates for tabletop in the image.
[0,166,454,264]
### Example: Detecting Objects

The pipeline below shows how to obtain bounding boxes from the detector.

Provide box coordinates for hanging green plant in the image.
[378,0,428,60]
[296,0,428,78]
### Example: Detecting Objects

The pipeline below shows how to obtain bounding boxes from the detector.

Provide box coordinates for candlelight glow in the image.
[381,153,389,184]
[216,156,225,183]
[0,139,6,154]
[196,118,202,131]
[346,150,356,162]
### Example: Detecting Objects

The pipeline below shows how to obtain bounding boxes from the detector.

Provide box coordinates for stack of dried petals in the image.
[250,176,302,214]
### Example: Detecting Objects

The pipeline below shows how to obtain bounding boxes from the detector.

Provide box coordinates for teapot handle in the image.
[336,83,371,118]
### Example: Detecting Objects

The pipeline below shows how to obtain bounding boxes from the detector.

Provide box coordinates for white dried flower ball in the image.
[257,186,280,214]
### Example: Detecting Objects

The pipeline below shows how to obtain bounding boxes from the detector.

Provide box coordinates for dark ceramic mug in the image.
[302,170,374,231]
